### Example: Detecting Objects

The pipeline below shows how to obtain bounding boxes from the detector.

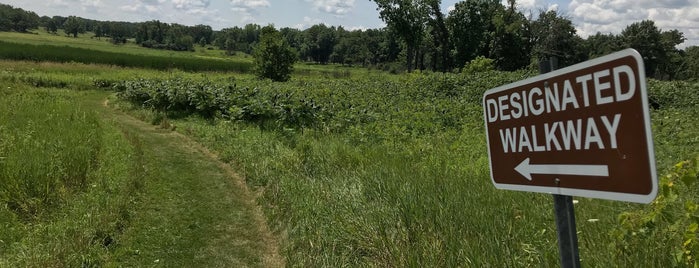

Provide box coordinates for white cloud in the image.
[306,0,355,16]
[295,16,321,29]
[119,0,167,14]
[48,0,70,8]
[229,0,270,24]
[78,0,101,12]
[172,0,209,10]
[568,0,699,47]
[230,0,270,11]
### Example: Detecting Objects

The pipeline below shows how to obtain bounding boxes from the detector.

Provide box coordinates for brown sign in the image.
[483,49,657,203]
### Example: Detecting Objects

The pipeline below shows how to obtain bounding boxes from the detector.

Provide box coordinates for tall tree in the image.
[371,0,429,72]
[46,17,59,34]
[189,24,213,45]
[621,20,664,77]
[301,24,337,64]
[585,32,622,58]
[253,25,297,82]
[657,29,685,79]
[425,0,451,72]
[530,10,586,68]
[63,16,84,38]
[683,46,699,79]
[447,0,501,69]
[0,4,39,32]
[490,0,530,71]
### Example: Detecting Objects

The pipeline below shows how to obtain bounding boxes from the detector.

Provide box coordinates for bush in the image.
[252,25,297,82]
[462,56,495,74]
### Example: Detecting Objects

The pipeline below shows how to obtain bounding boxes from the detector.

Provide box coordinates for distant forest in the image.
[1,2,698,79]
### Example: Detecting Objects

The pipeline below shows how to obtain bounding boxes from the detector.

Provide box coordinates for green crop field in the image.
[0,30,698,267]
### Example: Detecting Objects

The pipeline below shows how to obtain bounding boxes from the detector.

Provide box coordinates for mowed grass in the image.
[0,68,279,266]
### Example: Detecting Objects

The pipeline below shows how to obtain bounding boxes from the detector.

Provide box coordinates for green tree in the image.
[46,17,59,34]
[424,0,450,72]
[253,25,297,82]
[301,24,337,64]
[447,0,500,70]
[489,0,530,71]
[683,46,699,79]
[224,37,237,55]
[93,23,103,39]
[165,24,195,51]
[371,0,429,72]
[657,29,686,79]
[0,4,39,32]
[189,24,213,45]
[530,10,586,68]
[108,22,128,44]
[621,20,664,77]
[63,16,84,38]
[585,32,622,58]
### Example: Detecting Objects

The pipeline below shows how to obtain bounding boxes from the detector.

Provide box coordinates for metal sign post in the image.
[553,194,581,267]
[540,57,581,268]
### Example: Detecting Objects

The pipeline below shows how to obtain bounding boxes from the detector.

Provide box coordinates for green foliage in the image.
[301,24,337,64]
[530,10,586,68]
[116,68,699,266]
[115,70,531,136]
[0,40,252,72]
[611,159,699,266]
[683,46,699,79]
[62,16,85,38]
[0,4,40,32]
[0,89,101,219]
[253,25,297,82]
[371,0,429,71]
[461,56,495,74]
[490,0,531,71]
[648,79,699,109]
[115,78,325,129]
[621,20,676,78]
[447,0,500,69]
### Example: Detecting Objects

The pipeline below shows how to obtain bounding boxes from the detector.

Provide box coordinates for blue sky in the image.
[2,0,697,47]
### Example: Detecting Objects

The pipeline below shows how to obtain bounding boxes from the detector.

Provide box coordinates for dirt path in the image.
[102,98,284,267]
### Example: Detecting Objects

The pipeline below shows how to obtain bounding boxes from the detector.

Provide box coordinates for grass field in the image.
[1,30,698,266]
[111,69,699,266]
[0,30,378,77]
[0,62,280,267]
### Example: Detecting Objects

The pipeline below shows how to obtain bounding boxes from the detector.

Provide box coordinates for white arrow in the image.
[514,158,610,181]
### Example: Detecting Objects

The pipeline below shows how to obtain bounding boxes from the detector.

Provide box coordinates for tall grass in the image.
[130,73,699,266]
[0,41,252,72]
[0,89,101,218]
[0,85,147,266]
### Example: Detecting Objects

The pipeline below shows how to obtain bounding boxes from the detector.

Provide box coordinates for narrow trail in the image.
[101,98,284,267]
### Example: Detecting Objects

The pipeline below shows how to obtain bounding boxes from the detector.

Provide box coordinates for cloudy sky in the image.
[2,0,698,47]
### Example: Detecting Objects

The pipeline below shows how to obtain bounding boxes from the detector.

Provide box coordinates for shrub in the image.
[462,56,495,74]
[252,25,297,82]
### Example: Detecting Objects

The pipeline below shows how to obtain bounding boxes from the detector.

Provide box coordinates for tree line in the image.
[2,2,698,79]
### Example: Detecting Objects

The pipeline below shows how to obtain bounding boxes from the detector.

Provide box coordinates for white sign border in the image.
[482,48,658,204]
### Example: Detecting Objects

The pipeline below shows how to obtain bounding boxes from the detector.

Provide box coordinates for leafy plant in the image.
[611,158,699,266]
[253,25,297,82]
